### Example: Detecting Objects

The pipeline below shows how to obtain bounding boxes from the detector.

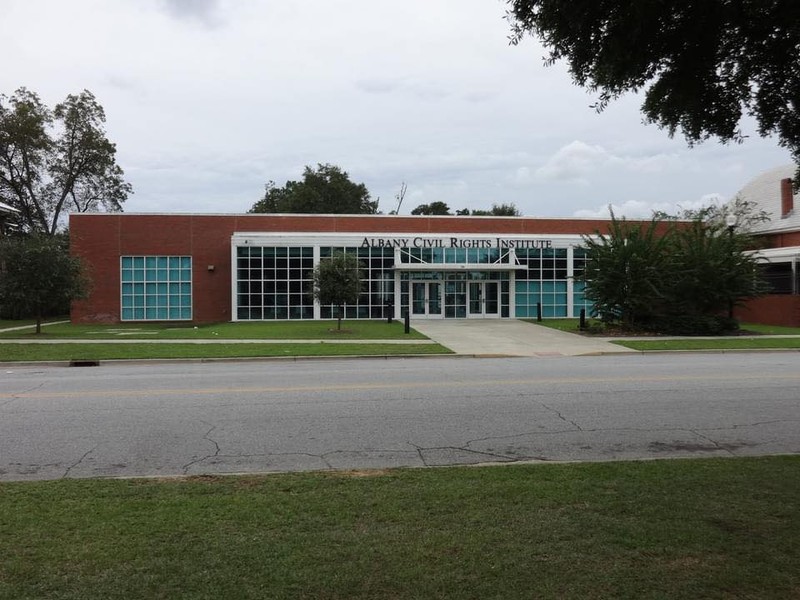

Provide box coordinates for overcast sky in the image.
[1,0,791,218]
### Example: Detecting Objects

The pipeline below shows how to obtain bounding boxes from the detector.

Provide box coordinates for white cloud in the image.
[534,140,681,183]
[573,194,728,219]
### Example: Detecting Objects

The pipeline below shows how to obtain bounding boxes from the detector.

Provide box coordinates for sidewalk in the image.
[0,338,435,345]
[411,319,634,357]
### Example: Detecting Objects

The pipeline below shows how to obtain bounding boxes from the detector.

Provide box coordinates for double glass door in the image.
[411,281,442,317]
[410,278,499,318]
[468,281,499,317]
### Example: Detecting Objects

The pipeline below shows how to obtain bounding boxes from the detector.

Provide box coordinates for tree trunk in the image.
[337,305,343,330]
[35,310,42,335]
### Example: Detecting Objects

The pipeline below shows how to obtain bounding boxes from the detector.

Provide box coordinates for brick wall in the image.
[735,295,800,327]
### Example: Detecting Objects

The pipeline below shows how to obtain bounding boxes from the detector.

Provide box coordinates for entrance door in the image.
[411,282,442,317]
[467,281,500,318]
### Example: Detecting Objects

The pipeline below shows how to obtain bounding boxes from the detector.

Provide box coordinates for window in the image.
[121,256,192,321]
[319,247,395,319]
[513,248,569,318]
[399,247,510,265]
[236,246,314,320]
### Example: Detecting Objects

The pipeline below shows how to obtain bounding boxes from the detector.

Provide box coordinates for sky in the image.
[1,0,792,219]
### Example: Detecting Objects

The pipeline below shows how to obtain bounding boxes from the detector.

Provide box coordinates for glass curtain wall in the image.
[233,240,589,320]
[236,246,315,320]
[318,246,395,319]
[235,245,395,320]
[514,248,569,318]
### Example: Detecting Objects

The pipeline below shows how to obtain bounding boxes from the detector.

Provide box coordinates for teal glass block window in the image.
[120,256,191,321]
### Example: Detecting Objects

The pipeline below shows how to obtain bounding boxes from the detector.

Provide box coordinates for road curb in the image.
[5,347,800,369]
[0,353,471,368]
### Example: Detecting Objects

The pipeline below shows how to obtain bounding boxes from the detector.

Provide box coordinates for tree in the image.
[507,1,800,182]
[0,88,131,234]
[250,164,378,214]
[582,212,673,327]
[411,201,452,215]
[468,203,521,216]
[311,251,362,330]
[0,234,89,333]
[668,217,765,318]
[581,210,765,332]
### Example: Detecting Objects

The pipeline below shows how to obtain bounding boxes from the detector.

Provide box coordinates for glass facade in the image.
[120,256,192,321]
[399,247,512,265]
[319,247,395,319]
[230,235,593,321]
[514,248,568,317]
[571,247,594,316]
[236,246,315,320]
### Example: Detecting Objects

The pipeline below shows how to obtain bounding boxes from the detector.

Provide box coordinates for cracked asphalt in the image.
[1,353,799,481]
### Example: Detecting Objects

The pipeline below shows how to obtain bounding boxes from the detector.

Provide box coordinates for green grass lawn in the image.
[616,337,800,351]
[525,317,605,333]
[0,319,426,340]
[739,322,800,335]
[0,342,450,362]
[1,456,797,599]
[0,317,67,330]
[0,319,36,329]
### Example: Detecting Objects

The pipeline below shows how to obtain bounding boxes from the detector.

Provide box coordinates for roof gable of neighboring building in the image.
[737,164,799,234]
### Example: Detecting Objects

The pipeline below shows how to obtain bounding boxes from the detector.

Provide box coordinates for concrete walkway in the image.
[411,319,635,357]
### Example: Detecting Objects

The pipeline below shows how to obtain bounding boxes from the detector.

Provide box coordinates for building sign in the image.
[360,236,553,249]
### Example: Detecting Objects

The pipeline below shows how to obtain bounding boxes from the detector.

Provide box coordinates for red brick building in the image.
[69,165,800,326]
[69,213,616,324]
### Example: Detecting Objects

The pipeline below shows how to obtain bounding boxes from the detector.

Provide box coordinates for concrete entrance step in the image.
[412,319,635,357]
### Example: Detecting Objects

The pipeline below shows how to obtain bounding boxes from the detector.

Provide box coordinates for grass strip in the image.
[0,320,427,340]
[738,322,800,335]
[616,338,800,351]
[1,457,798,599]
[0,342,451,362]
[530,319,800,339]
[0,319,37,329]
[524,318,604,333]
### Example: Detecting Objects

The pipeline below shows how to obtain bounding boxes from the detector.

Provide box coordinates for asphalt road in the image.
[1,353,799,481]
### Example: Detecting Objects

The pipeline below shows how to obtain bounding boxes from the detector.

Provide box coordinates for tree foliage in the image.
[507,1,800,182]
[250,164,378,214]
[582,211,765,332]
[0,234,89,333]
[409,201,522,216]
[468,203,521,216]
[582,214,672,327]
[411,201,452,215]
[310,251,362,330]
[0,88,131,234]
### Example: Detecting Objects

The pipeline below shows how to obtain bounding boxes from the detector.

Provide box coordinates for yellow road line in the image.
[2,373,800,399]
